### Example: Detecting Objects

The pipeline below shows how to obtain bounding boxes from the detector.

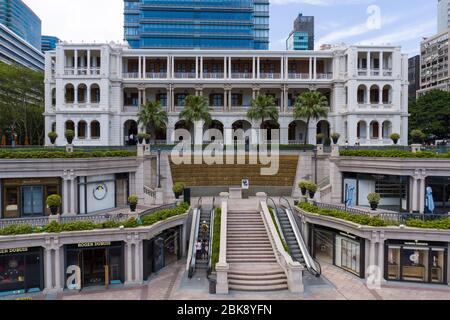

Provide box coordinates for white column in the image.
[313,57,317,79]
[87,86,91,104]
[252,57,256,79]
[223,57,227,79]
[167,56,171,78]
[135,241,143,283]
[280,57,284,79]
[223,90,227,112]
[138,56,142,79]
[309,57,312,79]
[366,123,371,141]
[143,57,146,78]
[228,90,232,111]
[54,246,62,291]
[419,178,425,214]
[63,178,69,214]
[369,240,376,267]
[74,50,78,73]
[228,57,232,80]
[87,50,91,72]
[143,89,147,105]
[378,123,383,142]
[367,52,371,76]
[44,248,53,291]
[379,52,383,75]
[412,177,418,212]
[377,240,385,273]
[195,56,199,79]
[70,178,76,214]
[126,242,133,283]
[200,56,203,79]
[257,57,260,79]
[171,56,175,78]
[379,88,383,105]
[138,89,142,108]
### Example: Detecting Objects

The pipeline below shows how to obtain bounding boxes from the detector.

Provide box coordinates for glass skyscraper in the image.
[41,35,60,52]
[286,13,314,51]
[124,0,269,50]
[0,0,42,49]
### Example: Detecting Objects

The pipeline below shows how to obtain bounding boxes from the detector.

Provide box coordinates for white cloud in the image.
[270,0,370,6]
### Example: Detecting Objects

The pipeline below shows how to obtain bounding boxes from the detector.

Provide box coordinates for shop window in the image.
[4,187,19,219]
[313,229,333,264]
[336,236,360,275]
[387,246,401,280]
[401,247,429,282]
[431,249,445,283]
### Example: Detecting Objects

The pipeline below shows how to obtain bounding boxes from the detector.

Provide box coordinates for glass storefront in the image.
[427,176,450,214]
[343,173,409,212]
[0,247,43,296]
[143,227,181,280]
[311,225,365,278]
[1,178,61,218]
[385,241,447,284]
[78,173,129,214]
[65,242,124,289]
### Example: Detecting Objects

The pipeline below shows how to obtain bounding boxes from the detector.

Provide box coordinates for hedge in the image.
[340,149,450,159]
[211,208,221,272]
[297,202,390,227]
[405,219,450,230]
[0,150,137,159]
[0,202,189,236]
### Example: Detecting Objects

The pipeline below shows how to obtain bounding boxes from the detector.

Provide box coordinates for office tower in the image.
[286,13,314,51]
[124,0,269,50]
[438,0,450,33]
[41,36,60,52]
[408,55,420,100]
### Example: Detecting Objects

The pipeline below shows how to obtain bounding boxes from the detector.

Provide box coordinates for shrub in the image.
[46,194,61,207]
[367,192,381,204]
[316,133,324,144]
[123,218,139,228]
[331,133,341,143]
[65,130,74,139]
[0,224,34,236]
[410,129,425,144]
[60,221,96,232]
[173,182,185,194]
[128,195,138,204]
[306,182,318,193]
[324,137,332,147]
[141,202,189,226]
[211,208,221,271]
[48,132,58,140]
[390,133,400,142]
[0,150,137,159]
[339,149,450,159]
[298,180,309,189]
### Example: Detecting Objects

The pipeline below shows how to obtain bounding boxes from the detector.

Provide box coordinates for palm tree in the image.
[137,101,168,144]
[247,95,279,129]
[294,91,329,145]
[179,95,211,144]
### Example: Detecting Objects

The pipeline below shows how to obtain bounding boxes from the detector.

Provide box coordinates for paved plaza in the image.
[7,259,450,301]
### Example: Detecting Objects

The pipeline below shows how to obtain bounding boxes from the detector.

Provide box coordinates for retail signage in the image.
[0,247,28,254]
[339,232,357,240]
[77,241,112,248]
[403,241,428,246]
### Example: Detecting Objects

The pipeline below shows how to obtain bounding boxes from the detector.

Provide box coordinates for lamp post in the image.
[313,147,318,185]
[157,149,162,189]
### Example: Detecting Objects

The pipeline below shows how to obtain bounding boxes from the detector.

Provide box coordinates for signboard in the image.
[0,247,28,255]
[241,179,249,190]
[77,241,112,248]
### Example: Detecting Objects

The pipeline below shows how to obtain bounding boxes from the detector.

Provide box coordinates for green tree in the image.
[294,91,329,145]
[137,100,168,143]
[0,62,44,145]
[409,90,450,140]
[246,95,279,129]
[179,95,211,144]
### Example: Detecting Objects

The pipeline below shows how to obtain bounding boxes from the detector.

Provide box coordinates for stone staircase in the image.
[227,210,288,291]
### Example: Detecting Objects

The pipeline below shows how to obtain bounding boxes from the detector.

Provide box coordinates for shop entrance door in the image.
[22,186,43,216]
[82,249,107,287]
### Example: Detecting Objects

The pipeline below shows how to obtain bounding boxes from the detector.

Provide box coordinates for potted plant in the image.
[46,194,61,215]
[143,133,151,144]
[298,180,308,196]
[390,133,400,145]
[306,182,318,199]
[331,133,341,145]
[128,194,138,212]
[367,192,381,211]
[173,182,185,199]
[316,133,324,145]
[137,133,146,144]
[48,132,58,145]
[65,129,74,144]
[324,137,332,147]
[410,129,425,144]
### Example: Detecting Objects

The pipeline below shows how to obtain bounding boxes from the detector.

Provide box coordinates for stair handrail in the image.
[187,199,202,278]
[266,197,287,244]
[207,197,216,277]
[280,197,321,277]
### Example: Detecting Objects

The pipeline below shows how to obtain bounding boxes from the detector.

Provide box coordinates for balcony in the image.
[145,72,167,79]
[174,72,196,79]
[123,72,140,79]
[288,73,309,80]
[203,73,224,79]
[123,105,139,113]
[231,72,252,79]
[260,73,281,79]
[64,68,75,75]
[77,68,88,76]
[90,68,101,75]
[316,73,333,80]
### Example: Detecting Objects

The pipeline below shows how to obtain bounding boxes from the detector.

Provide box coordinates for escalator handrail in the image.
[207,197,216,277]
[266,197,288,245]
[187,199,202,278]
[283,205,321,277]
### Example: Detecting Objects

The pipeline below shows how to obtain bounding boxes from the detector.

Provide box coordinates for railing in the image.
[207,197,216,277]
[316,73,333,80]
[77,68,88,76]
[123,72,140,79]
[139,203,177,218]
[281,197,321,277]
[231,73,252,79]
[266,197,287,244]
[203,73,224,79]
[260,73,281,79]
[318,176,330,189]
[341,145,412,152]
[59,212,132,224]
[288,73,309,80]
[174,72,196,79]
[0,216,50,229]
[90,68,101,75]
[187,197,202,278]
[145,72,167,79]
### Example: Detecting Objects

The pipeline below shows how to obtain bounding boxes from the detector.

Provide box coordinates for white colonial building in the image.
[44,43,409,146]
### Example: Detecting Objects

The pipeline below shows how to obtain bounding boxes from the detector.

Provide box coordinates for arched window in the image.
[370,85,380,104]
[90,121,100,139]
[357,85,367,104]
[65,120,75,131]
[90,84,100,103]
[77,84,87,103]
[78,121,87,139]
[370,121,380,139]
[65,84,74,103]
[51,122,56,133]
[382,85,392,104]
[51,88,56,106]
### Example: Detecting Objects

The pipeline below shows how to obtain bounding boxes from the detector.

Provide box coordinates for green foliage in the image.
[0,150,137,159]
[211,208,221,272]
[331,133,341,142]
[268,208,289,253]
[298,180,309,189]
[294,91,329,144]
[410,129,426,144]
[409,90,450,140]
[141,202,189,226]
[64,130,74,139]
[48,132,58,139]
[128,194,138,204]
[179,95,211,126]
[297,202,389,227]
[172,182,185,194]
[340,149,450,159]
[46,194,61,207]
[405,219,450,230]
[390,133,400,141]
[316,133,324,144]
[123,218,139,228]
[0,62,45,145]
[0,224,34,236]
[367,192,381,204]
[247,95,279,128]
[137,101,168,139]
[305,182,318,193]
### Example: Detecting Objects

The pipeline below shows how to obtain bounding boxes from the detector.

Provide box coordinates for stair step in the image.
[227,258,277,263]
[228,274,286,281]
[229,283,288,292]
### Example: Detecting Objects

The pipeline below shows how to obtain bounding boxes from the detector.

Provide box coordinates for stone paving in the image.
[9,259,445,300]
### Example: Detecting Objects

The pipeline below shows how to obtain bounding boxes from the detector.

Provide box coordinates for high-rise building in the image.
[41,36,60,52]
[408,55,420,100]
[286,13,314,51]
[0,0,41,49]
[438,0,450,34]
[418,29,450,96]
[124,0,269,50]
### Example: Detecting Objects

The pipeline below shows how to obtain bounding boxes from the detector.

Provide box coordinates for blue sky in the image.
[24,0,437,56]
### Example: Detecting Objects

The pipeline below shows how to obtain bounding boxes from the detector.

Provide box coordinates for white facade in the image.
[44,43,409,147]
[438,0,450,34]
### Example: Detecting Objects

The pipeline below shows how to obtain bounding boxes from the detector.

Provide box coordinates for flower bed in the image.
[0,150,137,159]
[340,149,450,159]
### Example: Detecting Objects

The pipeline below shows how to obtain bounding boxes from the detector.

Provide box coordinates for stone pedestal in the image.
[155,188,164,205]
[65,144,73,153]
[411,144,422,153]
[229,188,242,199]
[215,263,230,294]
[144,144,151,155]
[256,192,267,203]
[137,144,144,157]
[316,144,324,156]
[49,214,60,223]
[219,192,229,203]
[331,144,340,157]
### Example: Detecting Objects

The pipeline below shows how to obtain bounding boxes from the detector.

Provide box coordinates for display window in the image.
[0,247,43,296]
[385,241,447,284]
[336,236,361,275]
